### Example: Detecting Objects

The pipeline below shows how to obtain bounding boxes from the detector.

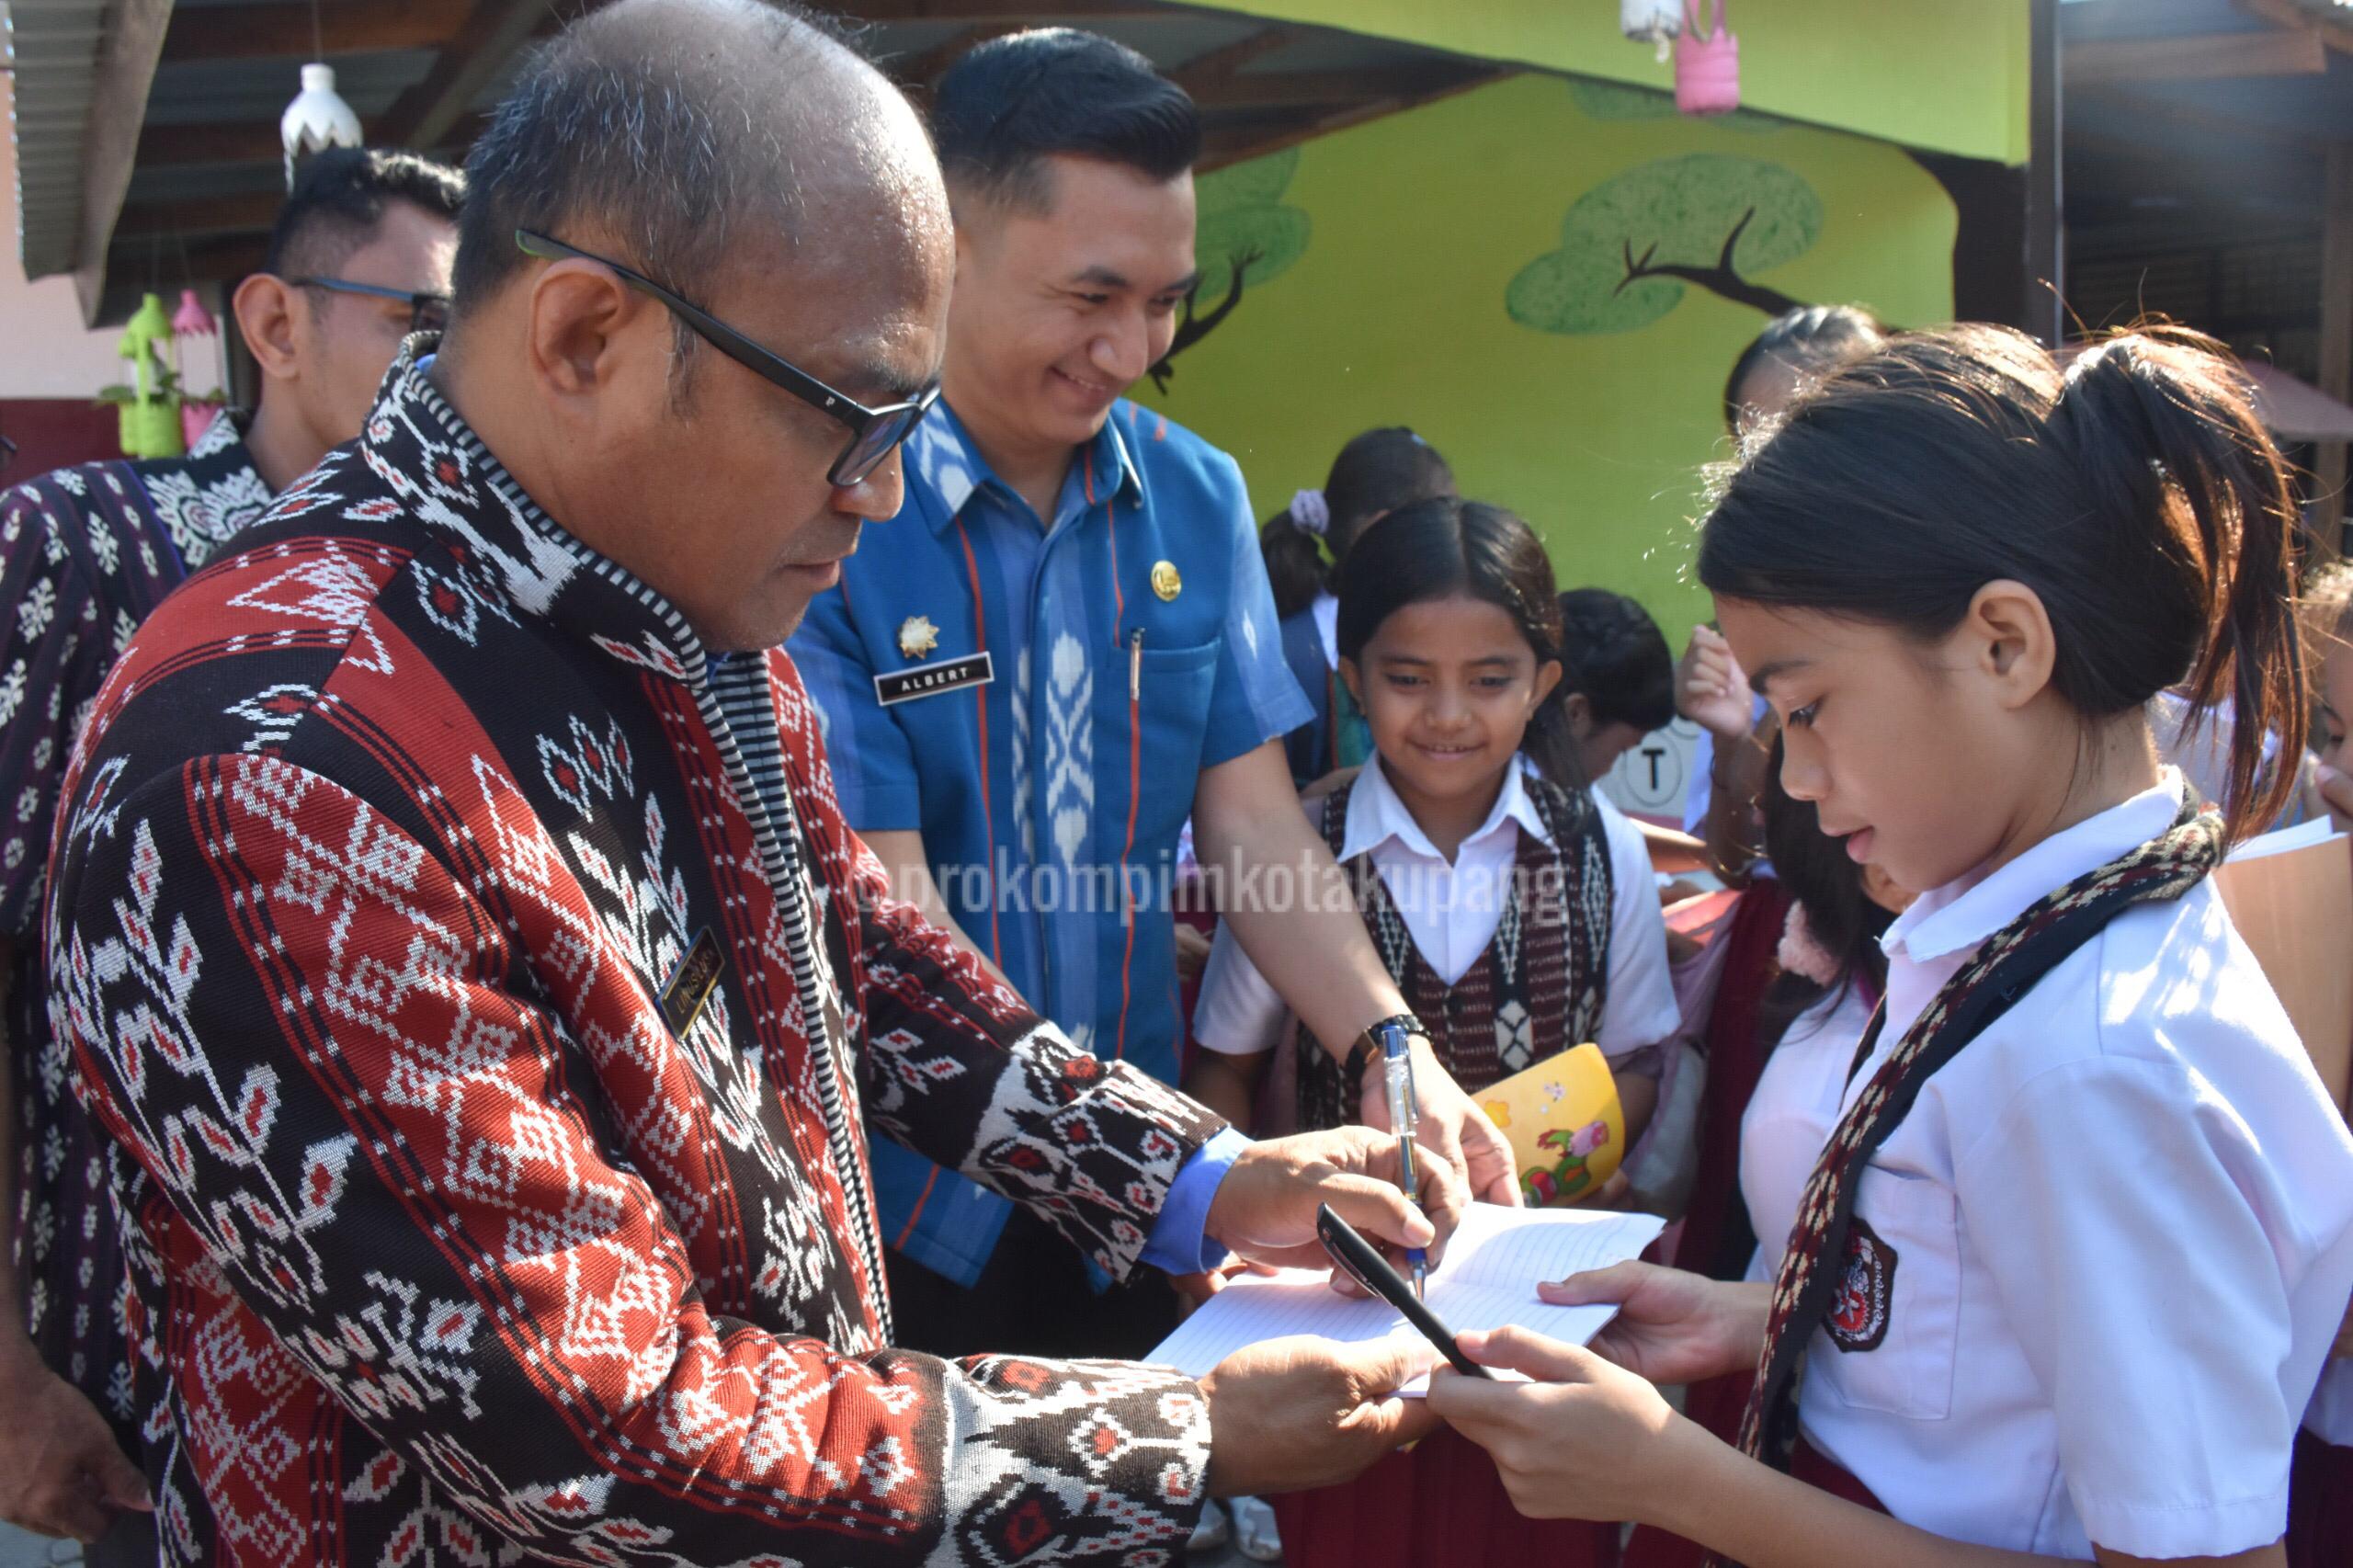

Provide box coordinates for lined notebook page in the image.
[1147,1204,1664,1381]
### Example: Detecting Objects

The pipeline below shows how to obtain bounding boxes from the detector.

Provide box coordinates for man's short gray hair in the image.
[448,0,864,340]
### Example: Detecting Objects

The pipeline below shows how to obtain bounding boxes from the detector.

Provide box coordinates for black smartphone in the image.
[1315,1203,1493,1380]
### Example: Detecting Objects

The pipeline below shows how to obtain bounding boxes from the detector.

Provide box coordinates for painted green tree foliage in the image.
[1566,78,1784,134]
[1508,153,1823,335]
[1149,147,1311,389]
[1195,145,1313,295]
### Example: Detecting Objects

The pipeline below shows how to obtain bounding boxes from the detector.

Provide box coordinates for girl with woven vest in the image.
[1429,324,2353,1568]
[1187,495,1680,1568]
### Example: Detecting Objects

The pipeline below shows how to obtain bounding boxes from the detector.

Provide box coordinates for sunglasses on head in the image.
[514,229,939,487]
[286,276,452,336]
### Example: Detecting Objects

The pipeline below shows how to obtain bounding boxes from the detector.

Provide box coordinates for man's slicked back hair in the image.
[927,28,1199,212]
[265,147,466,279]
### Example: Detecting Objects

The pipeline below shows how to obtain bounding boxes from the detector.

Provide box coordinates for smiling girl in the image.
[1186,496,1679,1568]
[1430,324,2353,1568]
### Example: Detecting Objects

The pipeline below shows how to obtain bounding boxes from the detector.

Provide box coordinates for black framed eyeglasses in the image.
[286,276,452,335]
[515,229,939,487]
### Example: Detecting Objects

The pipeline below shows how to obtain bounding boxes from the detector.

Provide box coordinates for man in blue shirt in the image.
[791,29,1516,1354]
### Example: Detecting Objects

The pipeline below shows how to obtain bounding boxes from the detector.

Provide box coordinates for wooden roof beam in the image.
[888,23,1025,87]
[2067,26,2326,85]
[1198,64,1510,171]
[1204,62,1489,112]
[161,0,476,63]
[2068,83,2337,153]
[376,0,558,150]
[1173,27,1296,95]
[114,188,286,242]
[137,121,287,168]
[2238,0,2353,56]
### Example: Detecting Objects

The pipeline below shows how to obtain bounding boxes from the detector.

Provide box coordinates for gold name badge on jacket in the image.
[1150,561,1181,601]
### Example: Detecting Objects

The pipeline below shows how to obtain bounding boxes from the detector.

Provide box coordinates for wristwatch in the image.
[1345,1012,1429,1084]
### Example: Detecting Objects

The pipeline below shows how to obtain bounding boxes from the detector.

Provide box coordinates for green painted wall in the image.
[1140,74,1957,649]
[1202,0,2029,165]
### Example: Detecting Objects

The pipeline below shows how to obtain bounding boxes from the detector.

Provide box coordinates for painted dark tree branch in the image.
[1146,248,1259,392]
[1613,208,1803,318]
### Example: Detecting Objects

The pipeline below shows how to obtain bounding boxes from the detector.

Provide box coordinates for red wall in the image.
[0,399,121,481]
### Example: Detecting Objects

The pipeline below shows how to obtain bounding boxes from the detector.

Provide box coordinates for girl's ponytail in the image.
[1699,321,2309,844]
[2051,330,2305,837]
[1519,682,1591,795]
[1259,500,1330,622]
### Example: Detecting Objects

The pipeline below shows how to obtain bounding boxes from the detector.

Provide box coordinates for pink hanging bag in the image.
[1676,0,1741,115]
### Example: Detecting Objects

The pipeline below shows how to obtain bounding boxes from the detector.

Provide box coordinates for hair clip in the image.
[1290,488,1331,536]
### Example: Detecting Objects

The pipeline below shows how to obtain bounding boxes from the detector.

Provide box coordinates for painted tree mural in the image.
[1507,153,1822,335]
[1148,146,1312,390]
[1566,77,1783,133]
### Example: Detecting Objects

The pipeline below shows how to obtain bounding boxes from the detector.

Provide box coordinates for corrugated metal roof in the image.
[7,0,112,279]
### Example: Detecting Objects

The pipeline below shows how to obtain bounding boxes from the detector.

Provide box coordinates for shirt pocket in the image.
[1810,1163,1962,1421]
[1126,636,1222,858]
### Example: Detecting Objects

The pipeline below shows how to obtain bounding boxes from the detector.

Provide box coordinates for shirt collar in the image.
[187,405,252,461]
[1339,752,1552,864]
[1311,592,1339,670]
[1881,768,2188,963]
[913,397,1143,533]
[374,344,710,687]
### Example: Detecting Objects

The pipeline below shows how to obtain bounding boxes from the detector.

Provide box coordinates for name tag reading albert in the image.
[661,926,726,1036]
[874,650,993,707]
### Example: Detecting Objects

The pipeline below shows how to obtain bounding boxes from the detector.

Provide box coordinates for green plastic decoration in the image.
[111,291,188,459]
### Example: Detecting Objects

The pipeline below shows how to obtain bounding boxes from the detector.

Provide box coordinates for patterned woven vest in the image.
[1294,771,1615,1130]
[1722,795,2224,1557]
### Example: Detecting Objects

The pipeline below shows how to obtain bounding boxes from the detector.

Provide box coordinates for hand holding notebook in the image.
[1150,1201,1665,1394]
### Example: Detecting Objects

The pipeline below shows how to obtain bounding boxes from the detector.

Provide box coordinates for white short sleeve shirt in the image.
[1738,983,1877,1284]
[1191,757,1679,1062]
[1796,773,2353,1559]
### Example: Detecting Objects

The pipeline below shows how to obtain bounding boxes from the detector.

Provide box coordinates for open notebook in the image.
[1148,1203,1665,1393]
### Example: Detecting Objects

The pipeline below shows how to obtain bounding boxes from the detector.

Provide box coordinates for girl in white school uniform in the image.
[1184,495,1680,1568]
[1429,324,2353,1567]
[1631,741,1913,1568]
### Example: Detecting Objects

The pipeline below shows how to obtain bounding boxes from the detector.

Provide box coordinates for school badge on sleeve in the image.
[1825,1215,1897,1353]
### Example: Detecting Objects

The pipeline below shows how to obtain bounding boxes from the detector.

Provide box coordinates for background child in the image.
[1188,496,1680,1568]
[2309,562,2353,834]
[1432,324,2353,1567]
[1556,586,1679,788]
[2292,561,2353,1568]
[1260,426,1457,785]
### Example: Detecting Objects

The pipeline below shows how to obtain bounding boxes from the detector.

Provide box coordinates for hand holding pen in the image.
[1378,1019,1430,1299]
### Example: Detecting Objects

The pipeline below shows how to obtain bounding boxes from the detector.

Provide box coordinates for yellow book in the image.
[1479,1043,1624,1207]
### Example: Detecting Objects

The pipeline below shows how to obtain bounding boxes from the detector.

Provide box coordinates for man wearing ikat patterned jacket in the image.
[37,3,1456,1563]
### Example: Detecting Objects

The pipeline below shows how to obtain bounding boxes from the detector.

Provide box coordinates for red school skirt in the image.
[2290,1428,2353,1568]
[1270,1426,1620,1568]
[1623,1428,1886,1566]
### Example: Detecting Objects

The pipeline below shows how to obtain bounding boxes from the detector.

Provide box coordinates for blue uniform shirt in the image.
[791,398,1309,1285]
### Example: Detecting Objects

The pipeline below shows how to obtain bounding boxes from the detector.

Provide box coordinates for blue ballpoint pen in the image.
[1377,1021,1429,1300]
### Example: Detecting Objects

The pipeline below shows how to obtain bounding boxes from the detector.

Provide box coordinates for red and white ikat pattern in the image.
[42,353,1222,1565]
